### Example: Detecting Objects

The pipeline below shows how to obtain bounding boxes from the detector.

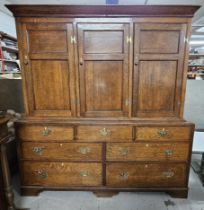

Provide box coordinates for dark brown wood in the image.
[0,116,26,210]
[6,5,200,17]
[167,189,188,198]
[8,5,198,199]
[93,191,118,197]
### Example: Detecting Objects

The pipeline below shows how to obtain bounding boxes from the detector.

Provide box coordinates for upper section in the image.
[6,5,200,18]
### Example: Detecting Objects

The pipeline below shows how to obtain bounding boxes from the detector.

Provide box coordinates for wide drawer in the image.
[106,142,190,161]
[136,126,192,141]
[17,125,74,141]
[21,142,102,161]
[77,125,133,141]
[21,162,102,187]
[106,163,187,187]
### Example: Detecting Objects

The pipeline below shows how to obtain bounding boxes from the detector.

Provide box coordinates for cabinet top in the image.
[6,5,200,18]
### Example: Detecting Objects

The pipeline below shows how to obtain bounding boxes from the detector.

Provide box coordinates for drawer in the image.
[21,161,102,187]
[106,142,190,161]
[77,125,133,141]
[136,126,192,141]
[21,142,102,161]
[17,125,74,141]
[106,163,187,188]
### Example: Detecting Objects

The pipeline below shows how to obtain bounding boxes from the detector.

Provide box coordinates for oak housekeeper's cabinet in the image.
[7,5,199,198]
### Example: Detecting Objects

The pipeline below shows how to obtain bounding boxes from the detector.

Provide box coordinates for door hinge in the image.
[184,37,189,44]
[126,36,132,43]
[71,36,77,44]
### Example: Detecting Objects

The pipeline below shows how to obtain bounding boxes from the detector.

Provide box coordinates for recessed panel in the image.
[31,60,70,110]
[84,61,123,112]
[138,61,177,112]
[84,31,123,54]
[29,30,67,53]
[140,30,180,54]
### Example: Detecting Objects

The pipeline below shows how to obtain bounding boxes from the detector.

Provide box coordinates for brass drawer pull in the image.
[120,148,129,156]
[79,147,91,155]
[165,149,174,156]
[158,128,169,137]
[42,127,51,136]
[162,171,174,178]
[119,171,129,180]
[34,170,48,179]
[80,171,90,177]
[32,147,44,156]
[99,128,111,137]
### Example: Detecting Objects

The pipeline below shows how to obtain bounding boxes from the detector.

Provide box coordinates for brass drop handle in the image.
[158,128,169,137]
[119,171,129,180]
[42,127,51,136]
[24,55,29,65]
[120,148,129,156]
[162,171,174,178]
[80,171,90,177]
[99,128,111,137]
[79,147,91,155]
[34,170,48,179]
[165,149,174,156]
[32,147,44,156]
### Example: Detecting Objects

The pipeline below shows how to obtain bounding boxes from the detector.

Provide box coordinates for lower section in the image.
[20,186,188,198]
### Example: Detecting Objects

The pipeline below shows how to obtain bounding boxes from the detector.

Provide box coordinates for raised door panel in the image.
[77,23,130,117]
[133,23,187,117]
[22,23,76,117]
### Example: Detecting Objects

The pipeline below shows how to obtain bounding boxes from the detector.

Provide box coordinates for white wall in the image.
[0,11,16,37]
[0,0,16,37]
[184,80,204,129]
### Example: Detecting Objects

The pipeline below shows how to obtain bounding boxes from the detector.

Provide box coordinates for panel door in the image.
[21,22,76,117]
[77,23,131,117]
[133,23,187,117]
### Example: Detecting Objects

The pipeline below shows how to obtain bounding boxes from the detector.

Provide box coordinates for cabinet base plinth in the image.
[167,189,188,198]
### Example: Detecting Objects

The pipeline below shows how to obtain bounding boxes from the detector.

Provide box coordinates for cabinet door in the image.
[133,23,187,117]
[77,23,131,117]
[21,22,76,117]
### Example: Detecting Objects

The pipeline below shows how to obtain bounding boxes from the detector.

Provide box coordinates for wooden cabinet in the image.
[8,5,199,198]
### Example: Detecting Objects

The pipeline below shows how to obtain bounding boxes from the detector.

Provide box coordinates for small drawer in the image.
[136,126,192,141]
[21,161,102,187]
[17,125,74,141]
[106,142,190,161]
[21,142,102,161]
[106,163,187,188]
[77,125,133,141]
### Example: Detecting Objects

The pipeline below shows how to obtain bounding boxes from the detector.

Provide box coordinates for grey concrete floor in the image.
[12,155,204,210]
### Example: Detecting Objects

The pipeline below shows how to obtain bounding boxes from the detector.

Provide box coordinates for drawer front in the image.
[106,143,190,161]
[106,163,187,187]
[21,162,102,187]
[77,126,133,141]
[21,142,102,161]
[136,126,192,141]
[17,125,74,141]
